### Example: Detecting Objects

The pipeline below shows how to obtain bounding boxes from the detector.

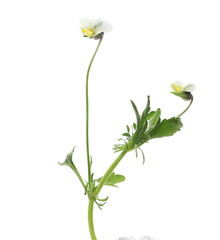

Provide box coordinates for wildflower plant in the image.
[59,18,195,240]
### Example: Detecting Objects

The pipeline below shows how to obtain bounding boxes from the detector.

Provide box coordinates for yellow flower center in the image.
[171,83,182,93]
[81,28,95,37]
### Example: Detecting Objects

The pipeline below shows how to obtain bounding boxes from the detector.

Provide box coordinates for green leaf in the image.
[140,96,151,126]
[96,172,126,187]
[146,111,156,120]
[149,117,183,139]
[122,133,131,137]
[131,100,140,127]
[126,125,130,133]
[59,147,86,188]
[145,108,161,134]
[136,120,148,139]
[138,147,146,164]
[58,147,77,172]
[97,196,109,202]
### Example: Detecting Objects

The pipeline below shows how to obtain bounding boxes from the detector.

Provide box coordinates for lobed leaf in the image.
[149,117,183,139]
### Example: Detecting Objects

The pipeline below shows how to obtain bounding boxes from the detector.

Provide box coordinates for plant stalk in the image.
[88,150,127,240]
[88,199,97,240]
[177,97,193,118]
[86,37,103,188]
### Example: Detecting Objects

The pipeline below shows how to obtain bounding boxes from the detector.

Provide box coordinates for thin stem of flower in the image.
[86,37,103,188]
[177,97,193,118]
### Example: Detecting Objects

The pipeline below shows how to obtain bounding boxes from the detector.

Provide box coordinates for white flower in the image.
[171,81,195,93]
[79,18,112,38]
[171,81,195,101]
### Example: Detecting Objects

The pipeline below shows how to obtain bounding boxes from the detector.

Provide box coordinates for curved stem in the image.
[86,37,103,188]
[177,97,193,118]
[88,150,127,240]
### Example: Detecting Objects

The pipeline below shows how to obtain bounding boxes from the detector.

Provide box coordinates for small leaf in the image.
[59,147,85,188]
[146,111,156,120]
[97,196,109,202]
[58,147,77,172]
[126,125,130,133]
[150,117,183,139]
[122,133,131,137]
[135,147,138,158]
[96,172,126,187]
[146,108,161,133]
[138,147,146,164]
[133,123,137,130]
[96,202,106,207]
[131,100,140,126]
[140,96,151,126]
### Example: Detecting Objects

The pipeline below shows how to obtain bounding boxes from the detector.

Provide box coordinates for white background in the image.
[1,0,220,240]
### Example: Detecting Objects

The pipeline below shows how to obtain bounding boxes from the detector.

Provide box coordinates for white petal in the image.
[91,18,102,28]
[95,20,113,35]
[79,18,92,29]
[184,83,196,92]
[171,81,184,92]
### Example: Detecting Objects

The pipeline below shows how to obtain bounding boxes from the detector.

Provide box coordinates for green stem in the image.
[177,97,193,118]
[88,150,128,240]
[86,37,103,188]
[95,150,127,196]
[88,199,97,240]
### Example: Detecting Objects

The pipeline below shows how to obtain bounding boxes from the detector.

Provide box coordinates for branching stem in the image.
[88,150,127,240]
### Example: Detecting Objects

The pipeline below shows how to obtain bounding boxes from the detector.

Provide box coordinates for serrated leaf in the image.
[96,172,126,187]
[149,117,183,139]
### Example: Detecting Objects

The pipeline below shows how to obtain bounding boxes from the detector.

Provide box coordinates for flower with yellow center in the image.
[171,81,195,100]
[79,18,113,39]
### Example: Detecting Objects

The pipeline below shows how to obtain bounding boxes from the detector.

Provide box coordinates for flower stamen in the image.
[82,28,95,37]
